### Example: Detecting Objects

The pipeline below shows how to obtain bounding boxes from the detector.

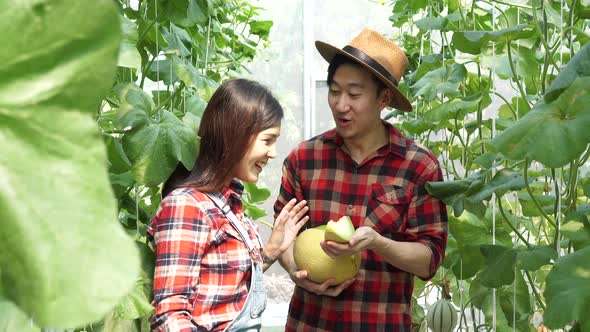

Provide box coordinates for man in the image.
[273,28,448,331]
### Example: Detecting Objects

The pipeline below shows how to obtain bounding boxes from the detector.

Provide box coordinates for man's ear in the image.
[378,88,393,109]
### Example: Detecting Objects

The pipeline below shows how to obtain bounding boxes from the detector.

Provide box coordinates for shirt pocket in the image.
[366,183,411,236]
[210,223,251,272]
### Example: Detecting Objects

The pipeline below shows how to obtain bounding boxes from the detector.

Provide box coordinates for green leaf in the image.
[112,279,154,320]
[424,95,482,123]
[468,168,528,202]
[162,24,192,57]
[122,110,198,186]
[469,278,515,331]
[488,77,590,168]
[517,192,556,217]
[479,245,517,287]
[147,59,178,85]
[451,30,488,55]
[473,152,498,169]
[172,57,218,97]
[544,43,590,103]
[544,247,590,329]
[516,245,558,271]
[114,83,155,130]
[243,200,268,221]
[414,16,448,31]
[560,221,590,249]
[249,20,273,39]
[447,214,491,278]
[243,182,271,203]
[486,24,536,44]
[118,15,141,71]
[411,64,467,101]
[0,0,140,328]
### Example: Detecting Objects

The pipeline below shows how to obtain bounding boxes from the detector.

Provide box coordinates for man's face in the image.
[327,63,389,141]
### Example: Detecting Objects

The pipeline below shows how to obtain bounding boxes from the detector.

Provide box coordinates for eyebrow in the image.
[330,81,367,89]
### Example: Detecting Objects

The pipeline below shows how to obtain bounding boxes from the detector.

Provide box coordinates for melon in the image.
[293,227,361,284]
[426,299,458,332]
[324,216,355,243]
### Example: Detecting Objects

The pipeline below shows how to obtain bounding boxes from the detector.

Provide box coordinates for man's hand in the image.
[289,269,356,297]
[320,226,377,258]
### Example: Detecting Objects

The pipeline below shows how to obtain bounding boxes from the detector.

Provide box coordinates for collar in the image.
[321,121,407,159]
[218,179,244,205]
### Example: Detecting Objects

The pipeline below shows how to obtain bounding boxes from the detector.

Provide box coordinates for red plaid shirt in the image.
[274,122,448,331]
[148,180,261,332]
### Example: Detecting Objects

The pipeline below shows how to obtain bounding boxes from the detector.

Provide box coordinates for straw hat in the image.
[315,28,412,112]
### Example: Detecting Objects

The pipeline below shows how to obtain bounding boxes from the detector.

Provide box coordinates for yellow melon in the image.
[293,227,361,284]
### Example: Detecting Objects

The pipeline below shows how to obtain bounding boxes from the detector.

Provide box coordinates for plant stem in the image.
[497,197,532,247]
[551,168,561,252]
[524,270,546,310]
[523,159,556,228]
[506,41,532,110]
[153,82,185,113]
[492,91,517,119]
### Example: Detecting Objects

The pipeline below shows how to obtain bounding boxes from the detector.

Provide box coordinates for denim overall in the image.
[206,193,267,332]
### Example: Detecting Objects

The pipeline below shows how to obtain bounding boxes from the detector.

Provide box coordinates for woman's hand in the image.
[265,199,309,260]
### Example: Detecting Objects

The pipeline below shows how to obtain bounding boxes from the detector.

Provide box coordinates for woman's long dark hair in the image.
[162,79,283,196]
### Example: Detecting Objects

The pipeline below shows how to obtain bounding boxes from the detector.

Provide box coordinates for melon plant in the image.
[427,299,458,332]
[293,227,361,284]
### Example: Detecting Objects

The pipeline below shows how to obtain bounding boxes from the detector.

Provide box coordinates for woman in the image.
[148,79,309,332]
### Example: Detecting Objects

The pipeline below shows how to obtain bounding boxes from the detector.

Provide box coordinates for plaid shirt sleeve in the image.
[150,193,209,332]
[274,152,298,218]
[407,157,448,280]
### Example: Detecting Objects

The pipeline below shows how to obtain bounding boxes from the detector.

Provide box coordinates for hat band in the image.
[343,45,399,87]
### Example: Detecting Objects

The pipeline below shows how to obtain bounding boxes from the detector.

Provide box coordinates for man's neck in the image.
[342,123,388,164]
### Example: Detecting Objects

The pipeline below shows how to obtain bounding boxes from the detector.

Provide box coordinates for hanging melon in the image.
[426,299,458,332]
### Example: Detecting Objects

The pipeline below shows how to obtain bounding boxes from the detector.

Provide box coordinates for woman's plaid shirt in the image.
[148,181,260,332]
[274,122,448,332]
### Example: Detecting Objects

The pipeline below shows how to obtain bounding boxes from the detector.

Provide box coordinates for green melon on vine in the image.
[427,298,458,332]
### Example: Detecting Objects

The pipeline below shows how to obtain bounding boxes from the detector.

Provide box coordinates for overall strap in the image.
[205,192,263,252]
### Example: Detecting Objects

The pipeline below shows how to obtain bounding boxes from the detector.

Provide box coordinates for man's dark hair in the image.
[327,54,388,94]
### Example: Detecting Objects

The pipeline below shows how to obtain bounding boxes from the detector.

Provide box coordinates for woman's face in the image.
[233,126,281,184]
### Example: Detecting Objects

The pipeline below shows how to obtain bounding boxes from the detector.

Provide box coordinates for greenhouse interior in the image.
[1,0,590,331]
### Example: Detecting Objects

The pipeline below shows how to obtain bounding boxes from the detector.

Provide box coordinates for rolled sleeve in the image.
[407,162,448,280]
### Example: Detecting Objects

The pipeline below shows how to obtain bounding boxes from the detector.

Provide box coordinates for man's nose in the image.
[334,95,351,112]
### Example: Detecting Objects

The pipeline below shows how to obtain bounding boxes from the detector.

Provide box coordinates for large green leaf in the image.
[469,275,530,331]
[544,43,590,103]
[411,63,467,101]
[544,247,590,329]
[479,245,518,287]
[426,168,528,218]
[122,110,198,186]
[451,24,536,55]
[517,246,557,272]
[0,0,139,328]
[488,77,590,168]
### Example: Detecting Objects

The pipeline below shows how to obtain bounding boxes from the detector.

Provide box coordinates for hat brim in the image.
[315,40,412,112]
